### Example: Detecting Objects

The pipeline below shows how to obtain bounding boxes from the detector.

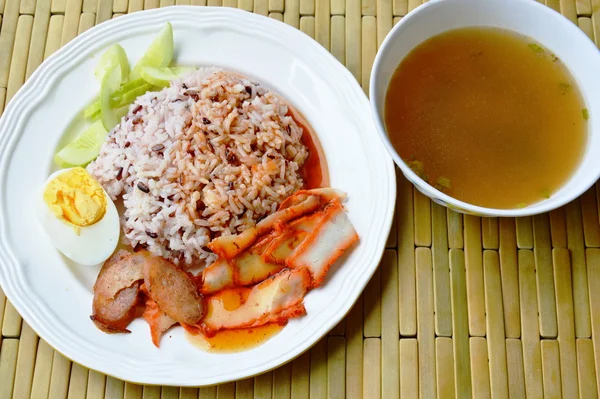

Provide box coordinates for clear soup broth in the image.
[384,27,587,209]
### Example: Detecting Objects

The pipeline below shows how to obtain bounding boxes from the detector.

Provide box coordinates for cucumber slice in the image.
[83,78,149,120]
[140,66,180,87]
[84,81,155,122]
[170,65,196,76]
[101,64,122,131]
[130,22,173,80]
[118,82,154,105]
[54,120,108,167]
[94,44,130,83]
[84,101,101,120]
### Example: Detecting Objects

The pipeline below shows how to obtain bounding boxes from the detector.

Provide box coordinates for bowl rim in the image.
[369,0,600,217]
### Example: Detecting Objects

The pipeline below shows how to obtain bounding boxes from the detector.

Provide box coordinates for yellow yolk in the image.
[43,167,106,233]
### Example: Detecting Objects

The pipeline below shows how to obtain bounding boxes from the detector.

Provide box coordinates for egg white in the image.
[37,168,121,266]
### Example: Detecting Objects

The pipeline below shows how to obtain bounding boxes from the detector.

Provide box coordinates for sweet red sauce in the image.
[185,288,284,353]
[288,108,330,189]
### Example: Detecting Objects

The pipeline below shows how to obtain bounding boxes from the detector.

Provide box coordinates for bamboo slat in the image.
[345,0,361,80]
[577,339,599,397]
[345,297,363,399]
[309,339,327,399]
[87,370,106,399]
[327,336,346,399]
[435,338,455,399]
[588,248,600,395]
[449,249,472,398]
[282,0,297,25]
[540,340,562,399]
[11,322,38,399]
[566,200,592,338]
[498,218,521,339]
[518,250,544,399]
[516,216,534,249]
[83,0,98,12]
[399,338,418,399]
[30,339,54,398]
[533,214,558,338]
[235,378,254,399]
[483,251,509,399]
[106,376,125,399]
[505,339,526,399]
[363,266,381,337]
[381,250,400,399]
[416,247,436,399]
[482,217,499,250]
[254,372,273,399]
[361,15,376,94]
[582,187,600,247]
[61,0,82,46]
[124,382,143,399]
[431,202,452,337]
[25,0,50,80]
[553,248,580,398]
[363,338,381,399]
[413,190,431,247]
[0,0,19,89]
[291,352,310,399]
[273,362,291,399]
[67,363,89,399]
[0,339,18,399]
[579,16,594,38]
[469,337,491,399]
[398,172,417,337]
[549,208,568,248]
[51,0,67,13]
[331,15,345,64]
[49,351,71,399]
[464,214,485,337]
[447,210,463,249]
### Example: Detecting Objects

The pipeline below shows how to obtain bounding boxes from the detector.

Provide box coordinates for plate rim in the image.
[0,6,396,386]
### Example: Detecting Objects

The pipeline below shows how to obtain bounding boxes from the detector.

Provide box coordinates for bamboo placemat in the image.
[0,0,599,397]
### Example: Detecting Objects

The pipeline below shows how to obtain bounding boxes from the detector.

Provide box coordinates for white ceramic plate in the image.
[0,6,395,386]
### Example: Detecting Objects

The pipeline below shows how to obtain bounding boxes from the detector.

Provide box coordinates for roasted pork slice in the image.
[199,268,311,335]
[208,195,321,260]
[91,250,150,333]
[143,296,178,348]
[261,206,331,264]
[201,250,283,295]
[91,283,141,333]
[143,256,205,325]
[279,188,347,209]
[286,200,359,287]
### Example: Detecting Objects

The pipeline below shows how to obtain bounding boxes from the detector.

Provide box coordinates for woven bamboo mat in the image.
[0,0,599,397]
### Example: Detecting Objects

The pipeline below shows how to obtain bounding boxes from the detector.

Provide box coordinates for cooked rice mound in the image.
[88,68,308,265]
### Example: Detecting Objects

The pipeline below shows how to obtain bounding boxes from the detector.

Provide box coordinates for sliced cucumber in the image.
[83,78,150,121]
[140,66,180,87]
[84,101,101,120]
[54,120,108,167]
[130,22,174,80]
[118,82,154,105]
[94,44,130,83]
[100,64,122,131]
[170,65,196,76]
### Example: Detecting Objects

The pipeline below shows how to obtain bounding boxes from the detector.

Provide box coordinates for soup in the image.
[384,27,587,209]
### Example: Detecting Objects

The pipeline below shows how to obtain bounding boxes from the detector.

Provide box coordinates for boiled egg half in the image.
[38,167,120,266]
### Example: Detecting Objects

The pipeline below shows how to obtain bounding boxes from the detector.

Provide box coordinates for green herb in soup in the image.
[385,27,587,209]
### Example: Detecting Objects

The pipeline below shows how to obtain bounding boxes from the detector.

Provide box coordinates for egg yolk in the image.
[43,167,106,233]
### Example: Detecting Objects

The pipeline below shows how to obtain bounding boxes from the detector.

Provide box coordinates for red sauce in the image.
[185,288,284,353]
[288,107,330,189]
